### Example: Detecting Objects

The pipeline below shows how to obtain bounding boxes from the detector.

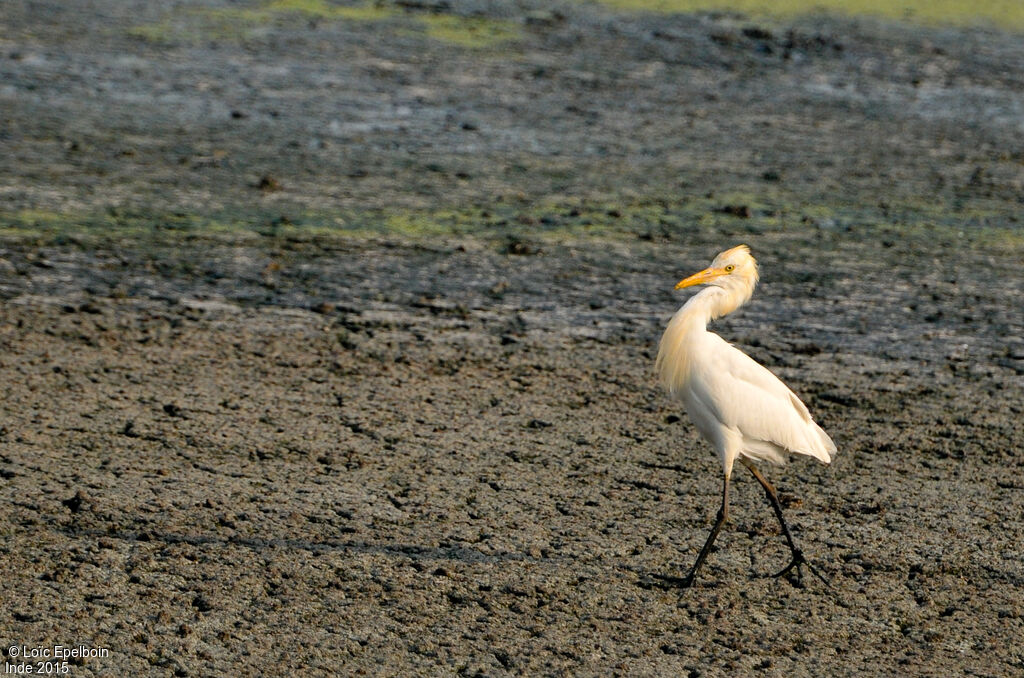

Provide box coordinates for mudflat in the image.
[1,1,1022,675]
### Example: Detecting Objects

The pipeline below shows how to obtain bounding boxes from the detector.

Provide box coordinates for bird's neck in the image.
[682,286,747,326]
[655,287,749,394]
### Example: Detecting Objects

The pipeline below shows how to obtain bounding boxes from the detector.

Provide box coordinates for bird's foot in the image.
[772,550,831,588]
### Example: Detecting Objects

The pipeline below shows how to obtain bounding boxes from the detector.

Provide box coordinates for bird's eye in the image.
[724,264,735,272]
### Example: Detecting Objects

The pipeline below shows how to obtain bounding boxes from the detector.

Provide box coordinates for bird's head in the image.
[675,246,757,292]
[674,244,759,296]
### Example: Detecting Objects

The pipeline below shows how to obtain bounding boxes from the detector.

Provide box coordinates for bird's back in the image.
[678,332,836,469]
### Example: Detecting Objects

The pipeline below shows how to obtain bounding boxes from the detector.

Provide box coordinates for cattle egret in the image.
[654,244,835,587]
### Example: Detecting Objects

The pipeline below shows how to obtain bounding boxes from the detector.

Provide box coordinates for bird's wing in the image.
[688,336,835,462]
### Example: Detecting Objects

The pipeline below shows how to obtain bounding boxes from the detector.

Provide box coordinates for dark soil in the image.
[1,1,1022,676]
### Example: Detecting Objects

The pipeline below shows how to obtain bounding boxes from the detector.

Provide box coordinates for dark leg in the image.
[740,458,829,587]
[653,473,730,588]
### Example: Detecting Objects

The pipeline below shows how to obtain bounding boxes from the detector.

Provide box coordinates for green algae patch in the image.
[210,0,398,23]
[417,15,523,49]
[2,195,1021,254]
[130,2,399,44]
[593,0,1024,30]
[0,210,262,247]
[260,0,395,20]
[129,1,519,48]
[129,2,398,45]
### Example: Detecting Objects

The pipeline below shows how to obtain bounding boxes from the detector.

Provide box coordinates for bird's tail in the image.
[811,422,837,464]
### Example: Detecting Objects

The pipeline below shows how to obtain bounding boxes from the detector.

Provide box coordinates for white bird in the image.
[654,244,835,587]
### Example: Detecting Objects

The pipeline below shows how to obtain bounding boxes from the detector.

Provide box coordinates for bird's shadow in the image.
[57,525,552,567]
[633,566,836,592]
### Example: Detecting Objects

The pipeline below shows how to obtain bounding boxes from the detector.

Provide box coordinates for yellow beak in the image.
[675,267,728,289]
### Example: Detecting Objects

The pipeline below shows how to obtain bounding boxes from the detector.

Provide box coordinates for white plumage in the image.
[652,244,835,587]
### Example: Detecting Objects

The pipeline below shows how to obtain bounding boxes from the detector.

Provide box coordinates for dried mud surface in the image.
[1,1,1023,676]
